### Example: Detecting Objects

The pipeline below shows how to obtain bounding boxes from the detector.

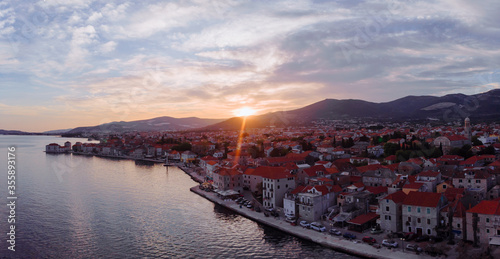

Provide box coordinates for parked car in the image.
[329,229,342,236]
[246,204,253,208]
[402,232,416,241]
[299,221,310,228]
[415,235,430,242]
[382,239,398,248]
[310,222,326,232]
[343,232,356,240]
[362,236,377,244]
[406,244,423,252]
[370,227,383,234]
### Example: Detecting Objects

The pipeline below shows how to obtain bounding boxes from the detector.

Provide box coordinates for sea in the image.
[0,135,357,258]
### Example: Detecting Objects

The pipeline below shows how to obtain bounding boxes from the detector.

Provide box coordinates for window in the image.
[417,218,421,223]
[385,215,391,220]
[417,207,421,213]
[427,208,431,214]
[443,184,447,189]
[476,180,481,183]
[427,219,431,225]
[486,218,490,223]
[408,217,411,222]
[409,227,412,232]
[427,229,431,235]
[457,223,461,228]
[408,206,412,212]
[459,179,462,183]
[386,206,390,212]
[487,229,490,234]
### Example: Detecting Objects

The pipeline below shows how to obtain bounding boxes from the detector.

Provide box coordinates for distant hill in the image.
[0,129,33,135]
[206,89,500,130]
[43,128,74,134]
[65,116,225,135]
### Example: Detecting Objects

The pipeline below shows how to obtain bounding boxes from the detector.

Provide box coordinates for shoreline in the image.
[176,166,425,259]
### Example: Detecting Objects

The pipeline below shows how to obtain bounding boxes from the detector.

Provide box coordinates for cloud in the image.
[2,0,500,131]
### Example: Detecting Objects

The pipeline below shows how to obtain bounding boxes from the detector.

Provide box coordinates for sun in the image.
[234,107,256,117]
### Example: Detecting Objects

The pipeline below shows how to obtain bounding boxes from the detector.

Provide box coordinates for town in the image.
[47,118,500,257]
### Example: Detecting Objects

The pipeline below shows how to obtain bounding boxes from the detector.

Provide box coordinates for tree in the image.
[172,142,192,152]
[384,143,400,157]
[471,136,483,146]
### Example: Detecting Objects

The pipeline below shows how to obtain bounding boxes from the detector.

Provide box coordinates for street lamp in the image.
[400,238,404,251]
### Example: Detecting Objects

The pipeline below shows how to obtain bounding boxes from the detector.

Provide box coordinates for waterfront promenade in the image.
[190,185,425,259]
[176,166,426,259]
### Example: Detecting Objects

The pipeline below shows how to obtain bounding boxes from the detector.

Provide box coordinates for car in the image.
[382,239,398,248]
[415,235,430,242]
[362,236,377,244]
[299,221,310,228]
[310,222,326,232]
[285,217,296,223]
[402,232,416,241]
[406,244,423,252]
[329,229,342,236]
[343,232,356,240]
[246,204,253,208]
[370,227,383,234]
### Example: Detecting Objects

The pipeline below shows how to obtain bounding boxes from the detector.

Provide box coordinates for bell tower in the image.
[464,117,471,141]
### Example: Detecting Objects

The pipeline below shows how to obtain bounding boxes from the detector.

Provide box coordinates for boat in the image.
[163,156,173,166]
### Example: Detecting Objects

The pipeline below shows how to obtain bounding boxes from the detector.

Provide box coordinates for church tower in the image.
[464,117,471,141]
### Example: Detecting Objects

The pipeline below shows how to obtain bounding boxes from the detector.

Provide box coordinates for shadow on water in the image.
[134,160,156,166]
[213,204,240,221]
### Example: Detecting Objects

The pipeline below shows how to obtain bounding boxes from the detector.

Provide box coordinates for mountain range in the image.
[63,116,225,135]
[3,89,500,135]
[205,89,500,130]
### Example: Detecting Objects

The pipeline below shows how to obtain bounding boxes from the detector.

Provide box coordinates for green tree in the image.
[172,142,192,152]
[384,143,400,157]
[471,136,483,146]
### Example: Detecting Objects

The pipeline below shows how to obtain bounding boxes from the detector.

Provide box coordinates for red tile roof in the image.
[466,200,500,215]
[291,185,308,194]
[403,182,424,190]
[382,190,407,203]
[357,164,386,173]
[348,212,379,225]
[255,166,293,179]
[403,191,443,207]
[418,171,440,177]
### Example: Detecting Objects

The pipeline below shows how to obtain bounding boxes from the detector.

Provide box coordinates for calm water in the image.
[0,135,356,258]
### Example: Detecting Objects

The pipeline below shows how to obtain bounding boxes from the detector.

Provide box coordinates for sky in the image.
[1,0,499,132]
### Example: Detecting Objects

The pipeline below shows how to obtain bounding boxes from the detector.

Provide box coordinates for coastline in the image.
[176,166,426,259]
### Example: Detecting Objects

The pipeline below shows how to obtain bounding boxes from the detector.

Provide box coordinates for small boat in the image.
[163,156,173,166]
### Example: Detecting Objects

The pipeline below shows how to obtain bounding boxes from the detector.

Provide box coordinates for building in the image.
[452,170,494,201]
[465,200,500,245]
[402,191,448,236]
[262,167,296,209]
[212,168,243,192]
[296,185,336,222]
[181,151,197,163]
[379,191,407,233]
